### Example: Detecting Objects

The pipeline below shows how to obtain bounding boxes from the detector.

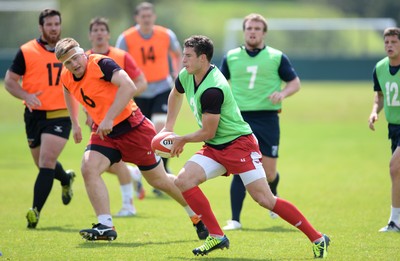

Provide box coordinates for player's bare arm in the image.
[4,70,42,111]
[369,91,384,131]
[63,88,82,143]
[97,70,136,139]
[132,73,147,97]
[269,77,300,104]
[171,112,220,157]
[165,87,183,132]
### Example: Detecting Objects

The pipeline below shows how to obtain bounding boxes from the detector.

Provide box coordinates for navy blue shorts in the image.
[135,90,170,119]
[388,123,400,153]
[241,111,280,158]
[24,108,71,148]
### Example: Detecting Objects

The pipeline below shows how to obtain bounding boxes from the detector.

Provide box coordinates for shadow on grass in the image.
[76,239,191,248]
[34,225,78,233]
[31,225,298,237]
[137,194,171,201]
[171,257,269,261]
[170,256,311,261]
[241,225,298,233]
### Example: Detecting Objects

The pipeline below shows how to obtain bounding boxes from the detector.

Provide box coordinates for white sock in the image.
[389,206,400,224]
[98,214,113,227]
[186,207,201,225]
[184,205,196,217]
[313,236,324,244]
[210,234,225,239]
[120,183,134,209]
[127,165,142,182]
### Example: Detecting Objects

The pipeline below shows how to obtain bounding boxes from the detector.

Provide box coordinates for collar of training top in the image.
[59,47,85,65]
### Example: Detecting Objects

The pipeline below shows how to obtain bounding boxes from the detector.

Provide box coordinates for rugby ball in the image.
[151,131,176,158]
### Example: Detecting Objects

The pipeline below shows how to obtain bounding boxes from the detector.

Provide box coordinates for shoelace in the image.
[312,241,324,257]
[199,236,223,251]
[388,221,400,230]
[27,208,39,222]
[92,223,102,228]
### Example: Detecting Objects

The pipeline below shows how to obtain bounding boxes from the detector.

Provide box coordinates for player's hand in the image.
[170,135,185,158]
[368,113,378,131]
[85,113,94,127]
[269,91,284,104]
[97,119,113,140]
[72,124,82,144]
[24,91,43,112]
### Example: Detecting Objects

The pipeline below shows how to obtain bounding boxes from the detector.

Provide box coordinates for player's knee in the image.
[257,197,275,210]
[390,167,400,179]
[265,171,276,182]
[39,155,58,169]
[80,163,100,180]
[250,190,275,210]
[389,159,400,178]
[174,176,183,189]
[174,175,188,191]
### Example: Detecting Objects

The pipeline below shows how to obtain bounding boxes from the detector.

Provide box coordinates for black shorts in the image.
[24,108,71,148]
[241,111,280,158]
[135,90,170,119]
[388,123,400,153]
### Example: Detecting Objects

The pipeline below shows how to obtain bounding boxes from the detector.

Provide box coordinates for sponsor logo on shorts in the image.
[54,125,63,133]
[271,146,278,157]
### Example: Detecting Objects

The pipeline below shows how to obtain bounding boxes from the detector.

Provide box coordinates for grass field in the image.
[0,81,398,260]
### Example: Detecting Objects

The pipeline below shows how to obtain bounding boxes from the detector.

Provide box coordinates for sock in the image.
[127,165,141,182]
[230,175,246,222]
[268,172,280,196]
[54,161,69,185]
[98,214,113,227]
[210,234,225,239]
[389,206,400,224]
[272,198,322,242]
[182,186,224,237]
[120,183,134,210]
[184,205,197,218]
[33,168,55,212]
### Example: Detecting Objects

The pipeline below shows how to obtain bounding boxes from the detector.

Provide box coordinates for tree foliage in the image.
[321,0,400,24]
[0,0,397,60]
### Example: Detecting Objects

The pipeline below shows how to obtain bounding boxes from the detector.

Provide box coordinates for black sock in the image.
[33,168,55,212]
[268,172,280,196]
[54,161,69,185]
[230,174,246,222]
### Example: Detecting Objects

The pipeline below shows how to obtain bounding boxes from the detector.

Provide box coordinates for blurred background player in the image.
[368,27,400,232]
[4,9,75,229]
[219,13,300,230]
[87,17,147,216]
[116,2,182,196]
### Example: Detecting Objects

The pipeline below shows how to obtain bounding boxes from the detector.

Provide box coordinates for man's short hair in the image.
[89,17,110,32]
[184,35,214,62]
[55,37,80,60]
[383,27,400,40]
[242,13,267,33]
[135,2,154,16]
[39,9,61,26]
